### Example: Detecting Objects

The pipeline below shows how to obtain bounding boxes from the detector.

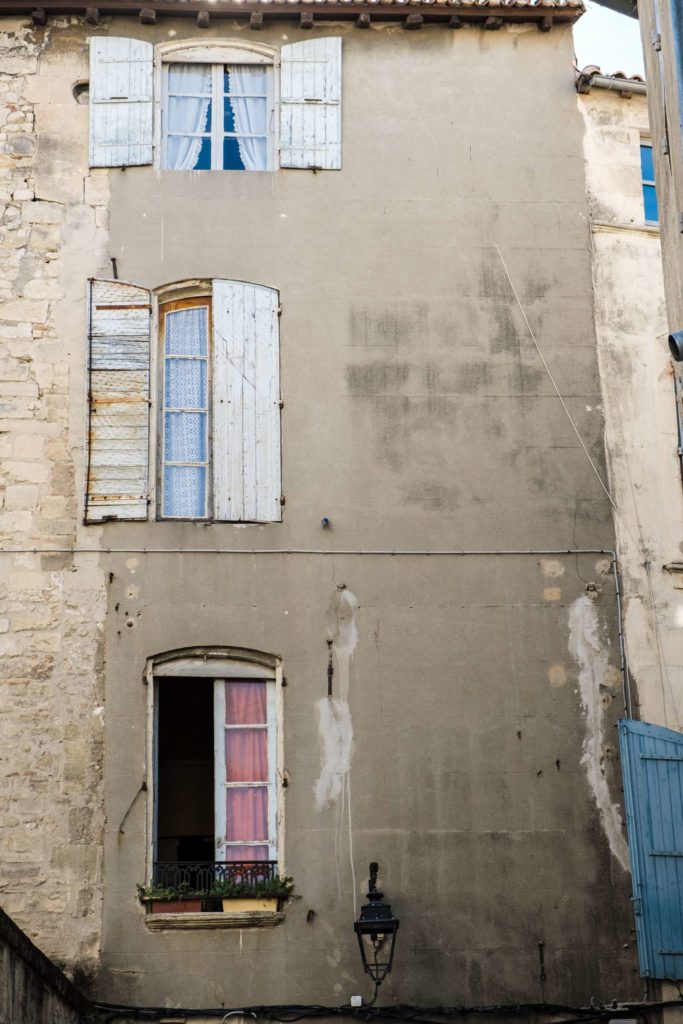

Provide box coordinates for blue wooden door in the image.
[619,718,683,978]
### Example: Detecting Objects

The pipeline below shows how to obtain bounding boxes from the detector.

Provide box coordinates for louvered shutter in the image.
[89,37,154,167]
[212,280,281,522]
[280,38,342,170]
[619,718,683,979]
[85,279,151,522]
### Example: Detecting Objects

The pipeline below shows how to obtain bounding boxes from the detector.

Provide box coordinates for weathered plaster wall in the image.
[0,20,108,975]
[0,11,641,1009]
[580,86,683,729]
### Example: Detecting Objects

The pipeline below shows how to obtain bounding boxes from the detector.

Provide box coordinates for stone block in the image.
[28,224,60,252]
[3,460,48,483]
[83,172,109,207]
[0,298,48,323]
[4,483,38,510]
[22,200,64,225]
[22,278,62,300]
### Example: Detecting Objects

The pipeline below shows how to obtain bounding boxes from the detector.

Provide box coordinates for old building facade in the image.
[0,1,650,1015]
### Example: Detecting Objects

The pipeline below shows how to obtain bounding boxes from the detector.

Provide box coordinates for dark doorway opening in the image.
[157,677,214,864]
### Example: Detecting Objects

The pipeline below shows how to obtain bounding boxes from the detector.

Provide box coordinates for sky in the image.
[573,1,646,77]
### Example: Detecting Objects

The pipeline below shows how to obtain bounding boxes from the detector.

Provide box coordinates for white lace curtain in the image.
[230,66,268,172]
[165,65,212,171]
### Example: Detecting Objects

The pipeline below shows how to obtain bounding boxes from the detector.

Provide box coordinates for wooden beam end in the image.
[196,9,210,27]
[139,6,156,24]
[31,7,47,24]
[300,11,314,28]
[356,11,371,27]
[250,10,263,29]
[84,6,100,24]
[404,12,423,29]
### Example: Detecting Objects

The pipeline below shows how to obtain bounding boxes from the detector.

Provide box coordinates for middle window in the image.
[162,63,272,171]
[158,280,282,522]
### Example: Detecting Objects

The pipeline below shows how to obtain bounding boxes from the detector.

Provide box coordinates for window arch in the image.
[145,646,283,887]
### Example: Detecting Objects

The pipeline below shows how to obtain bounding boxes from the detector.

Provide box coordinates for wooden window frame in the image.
[144,648,285,887]
[158,295,213,521]
[155,40,278,172]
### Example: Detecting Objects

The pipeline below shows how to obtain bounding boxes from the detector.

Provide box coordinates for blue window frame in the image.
[640,142,659,225]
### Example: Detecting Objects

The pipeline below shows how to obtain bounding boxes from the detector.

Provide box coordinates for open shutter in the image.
[89,37,154,167]
[280,37,341,170]
[85,279,151,522]
[619,718,683,979]
[212,280,281,523]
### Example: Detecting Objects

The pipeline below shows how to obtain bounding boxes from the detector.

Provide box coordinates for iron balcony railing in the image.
[152,860,279,895]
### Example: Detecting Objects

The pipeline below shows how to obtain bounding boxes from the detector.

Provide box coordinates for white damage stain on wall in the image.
[568,595,630,872]
[314,586,358,811]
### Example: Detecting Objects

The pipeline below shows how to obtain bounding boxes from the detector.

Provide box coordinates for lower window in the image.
[143,653,285,913]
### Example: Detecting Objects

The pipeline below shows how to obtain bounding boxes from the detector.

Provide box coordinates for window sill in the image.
[145,909,285,931]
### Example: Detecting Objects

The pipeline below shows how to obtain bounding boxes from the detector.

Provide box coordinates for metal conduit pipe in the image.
[0,544,633,719]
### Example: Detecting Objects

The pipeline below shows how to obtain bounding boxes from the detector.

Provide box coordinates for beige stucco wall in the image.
[580,84,683,730]
[0,11,643,1009]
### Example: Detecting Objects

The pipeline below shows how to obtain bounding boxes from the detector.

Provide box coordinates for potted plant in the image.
[212,874,294,913]
[137,881,205,914]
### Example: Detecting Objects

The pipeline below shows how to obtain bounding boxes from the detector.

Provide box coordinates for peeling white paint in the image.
[568,595,630,872]
[315,697,354,812]
[326,586,358,703]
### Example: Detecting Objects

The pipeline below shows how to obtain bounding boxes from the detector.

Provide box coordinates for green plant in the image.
[137,875,294,902]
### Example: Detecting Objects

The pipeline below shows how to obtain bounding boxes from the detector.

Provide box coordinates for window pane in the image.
[224,97,268,136]
[163,465,206,517]
[640,144,655,181]
[165,306,208,356]
[223,136,245,170]
[226,729,268,782]
[227,682,267,724]
[165,358,207,410]
[643,184,659,223]
[226,845,269,863]
[168,63,211,95]
[224,65,267,97]
[226,787,268,842]
[164,412,207,462]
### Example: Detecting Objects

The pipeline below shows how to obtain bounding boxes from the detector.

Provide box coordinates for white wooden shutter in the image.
[280,37,342,170]
[89,37,154,167]
[85,279,151,522]
[212,280,281,523]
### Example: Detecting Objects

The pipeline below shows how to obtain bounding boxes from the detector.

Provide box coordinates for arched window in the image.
[145,647,283,891]
[85,278,282,523]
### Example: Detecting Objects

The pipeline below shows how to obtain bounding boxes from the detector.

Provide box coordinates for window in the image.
[146,650,283,910]
[163,63,272,171]
[89,36,342,171]
[640,141,659,224]
[85,278,282,523]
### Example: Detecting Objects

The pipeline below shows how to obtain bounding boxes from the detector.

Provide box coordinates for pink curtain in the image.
[224,682,269,862]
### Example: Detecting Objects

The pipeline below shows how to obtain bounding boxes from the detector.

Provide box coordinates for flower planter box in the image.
[222,897,279,913]
[150,898,203,914]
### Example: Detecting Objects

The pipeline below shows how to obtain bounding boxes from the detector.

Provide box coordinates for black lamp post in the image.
[354,862,400,995]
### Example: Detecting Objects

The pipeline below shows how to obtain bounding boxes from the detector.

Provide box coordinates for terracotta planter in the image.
[150,898,203,914]
[222,897,279,913]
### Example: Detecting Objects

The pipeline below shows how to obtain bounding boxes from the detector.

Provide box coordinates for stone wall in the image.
[0,21,107,977]
[0,906,90,1023]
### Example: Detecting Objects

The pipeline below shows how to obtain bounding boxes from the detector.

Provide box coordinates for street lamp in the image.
[354,862,400,997]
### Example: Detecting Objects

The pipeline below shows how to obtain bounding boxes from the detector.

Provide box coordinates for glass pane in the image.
[164,412,207,462]
[165,358,207,409]
[168,63,211,95]
[643,184,659,223]
[226,845,268,863]
[163,465,206,518]
[226,787,268,842]
[224,97,268,135]
[223,136,245,170]
[225,65,267,96]
[165,306,208,357]
[194,135,212,170]
[640,144,655,181]
[227,682,267,724]
[168,96,212,128]
[226,729,268,782]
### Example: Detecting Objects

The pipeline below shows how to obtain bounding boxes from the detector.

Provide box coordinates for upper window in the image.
[85,278,282,524]
[162,63,272,171]
[89,36,342,171]
[640,141,659,225]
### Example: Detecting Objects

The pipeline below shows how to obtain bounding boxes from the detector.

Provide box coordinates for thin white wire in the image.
[495,244,622,522]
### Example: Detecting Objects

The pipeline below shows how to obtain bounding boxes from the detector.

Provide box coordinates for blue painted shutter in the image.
[619,718,683,979]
